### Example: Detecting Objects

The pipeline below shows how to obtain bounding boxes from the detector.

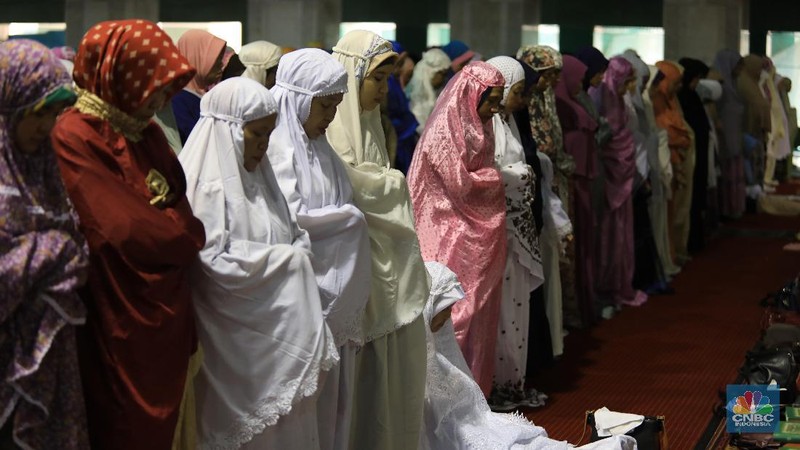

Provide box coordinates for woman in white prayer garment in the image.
[421,262,637,450]
[485,55,546,411]
[266,47,372,450]
[179,76,338,450]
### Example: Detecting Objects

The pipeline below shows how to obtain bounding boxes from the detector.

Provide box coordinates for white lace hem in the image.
[200,327,340,450]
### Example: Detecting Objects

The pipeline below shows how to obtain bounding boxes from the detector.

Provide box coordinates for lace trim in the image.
[200,326,340,450]
[74,88,149,142]
[363,304,424,344]
[315,88,348,98]
[334,36,392,84]
[330,304,366,348]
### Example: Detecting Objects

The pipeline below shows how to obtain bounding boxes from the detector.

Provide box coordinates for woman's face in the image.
[359,63,393,112]
[689,76,702,91]
[669,78,683,96]
[131,87,170,120]
[13,101,71,154]
[242,114,277,171]
[303,93,344,140]
[543,68,561,89]
[430,306,453,333]
[622,76,637,96]
[477,86,503,123]
[590,69,606,88]
[264,66,278,89]
[780,78,793,93]
[504,80,527,114]
[639,75,650,93]
[431,69,448,90]
[206,48,226,87]
[535,75,549,92]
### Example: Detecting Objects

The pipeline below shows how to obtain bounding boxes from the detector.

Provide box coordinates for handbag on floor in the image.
[760,276,800,331]
[727,433,781,449]
[740,342,800,404]
[580,410,667,450]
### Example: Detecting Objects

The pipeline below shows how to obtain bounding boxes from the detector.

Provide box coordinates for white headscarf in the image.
[329,30,397,166]
[179,77,338,448]
[621,50,650,112]
[697,78,723,102]
[239,40,282,86]
[270,48,350,209]
[268,48,372,347]
[327,30,430,341]
[406,48,451,132]
[486,55,525,105]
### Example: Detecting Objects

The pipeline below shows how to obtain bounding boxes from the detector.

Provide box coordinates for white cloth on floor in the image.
[593,407,645,437]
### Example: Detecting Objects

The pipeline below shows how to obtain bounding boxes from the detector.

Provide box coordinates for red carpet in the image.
[522,213,800,448]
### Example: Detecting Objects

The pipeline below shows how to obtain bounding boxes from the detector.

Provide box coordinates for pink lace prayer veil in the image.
[419,62,506,171]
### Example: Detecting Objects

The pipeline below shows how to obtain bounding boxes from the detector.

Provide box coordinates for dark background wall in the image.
[2,0,800,57]
[541,0,662,52]
[749,0,800,55]
[160,0,247,23]
[0,0,63,22]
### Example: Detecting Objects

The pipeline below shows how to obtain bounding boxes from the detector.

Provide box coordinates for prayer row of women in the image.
[6,15,739,450]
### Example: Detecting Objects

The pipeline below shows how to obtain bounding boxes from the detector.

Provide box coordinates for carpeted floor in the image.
[521,213,800,448]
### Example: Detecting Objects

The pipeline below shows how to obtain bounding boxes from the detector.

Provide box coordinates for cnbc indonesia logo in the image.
[727,388,777,432]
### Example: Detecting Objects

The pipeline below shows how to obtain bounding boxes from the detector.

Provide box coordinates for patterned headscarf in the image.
[177,29,227,95]
[416,62,505,170]
[1,39,81,236]
[517,45,563,72]
[520,45,564,158]
[486,56,525,105]
[51,46,76,62]
[0,38,88,449]
[75,20,196,115]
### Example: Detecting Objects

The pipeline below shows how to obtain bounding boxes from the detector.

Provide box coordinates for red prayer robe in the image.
[52,112,205,450]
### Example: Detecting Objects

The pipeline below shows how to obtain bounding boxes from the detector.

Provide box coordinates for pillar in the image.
[663,0,744,63]
[64,0,159,48]
[448,0,524,58]
[247,0,342,49]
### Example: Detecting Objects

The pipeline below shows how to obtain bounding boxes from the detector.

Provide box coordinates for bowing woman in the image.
[408,61,507,397]
[326,30,431,450]
[179,77,338,449]
[51,20,206,450]
[0,39,89,448]
[267,48,372,450]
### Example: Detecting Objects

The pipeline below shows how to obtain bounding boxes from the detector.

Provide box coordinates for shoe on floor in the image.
[518,389,548,408]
